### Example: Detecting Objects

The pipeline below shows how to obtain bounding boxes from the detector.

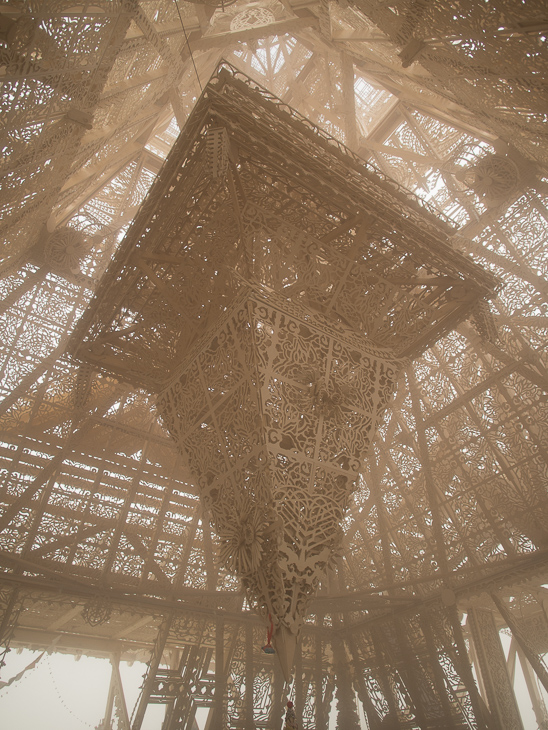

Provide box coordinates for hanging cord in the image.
[173,0,203,93]
[45,655,94,728]
[262,614,276,654]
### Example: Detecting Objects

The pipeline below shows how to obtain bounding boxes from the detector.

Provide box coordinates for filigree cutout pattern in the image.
[73,66,496,674]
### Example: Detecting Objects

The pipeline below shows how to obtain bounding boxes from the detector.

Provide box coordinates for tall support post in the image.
[409,373,493,730]
[370,629,402,726]
[315,628,326,730]
[112,655,131,730]
[465,628,489,704]
[506,638,517,685]
[346,637,383,730]
[161,647,182,730]
[98,667,116,730]
[210,615,226,729]
[163,644,199,730]
[369,454,427,728]
[444,605,495,730]
[245,623,254,730]
[341,52,358,150]
[393,619,430,728]
[371,448,444,726]
[516,646,548,728]
[419,613,457,727]
[467,607,524,730]
[491,592,548,695]
[294,638,303,729]
[333,635,361,730]
[270,650,286,729]
[132,612,174,730]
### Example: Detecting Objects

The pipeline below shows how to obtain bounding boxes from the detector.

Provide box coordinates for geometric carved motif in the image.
[206,127,230,180]
[44,227,87,277]
[73,63,498,679]
[158,285,401,663]
[230,6,276,32]
[81,597,113,627]
[457,154,520,206]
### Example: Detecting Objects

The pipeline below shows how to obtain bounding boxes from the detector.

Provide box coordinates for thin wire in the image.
[45,655,94,728]
[174,0,203,93]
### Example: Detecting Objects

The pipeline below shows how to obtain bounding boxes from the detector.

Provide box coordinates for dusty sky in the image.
[0,650,164,730]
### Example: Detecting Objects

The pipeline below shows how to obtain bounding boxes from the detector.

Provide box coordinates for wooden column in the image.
[492,592,548,695]
[132,612,173,730]
[213,615,226,728]
[245,623,254,730]
[467,607,524,730]
[315,630,326,730]
[517,646,548,728]
[295,638,303,728]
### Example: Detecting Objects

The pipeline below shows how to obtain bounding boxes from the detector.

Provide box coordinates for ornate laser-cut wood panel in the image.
[0,2,547,728]
[72,66,497,682]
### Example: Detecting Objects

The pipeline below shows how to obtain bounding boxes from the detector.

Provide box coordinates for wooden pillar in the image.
[517,646,548,728]
[295,638,303,728]
[467,607,524,730]
[370,629,401,726]
[213,615,226,729]
[245,623,254,730]
[97,660,117,730]
[419,614,457,727]
[112,655,131,730]
[492,592,548,696]
[315,631,326,730]
[271,648,286,729]
[346,635,383,730]
[445,605,494,730]
[132,612,173,730]
[341,52,357,150]
[164,645,200,730]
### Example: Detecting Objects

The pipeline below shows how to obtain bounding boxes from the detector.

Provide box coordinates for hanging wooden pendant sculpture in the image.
[73,63,498,681]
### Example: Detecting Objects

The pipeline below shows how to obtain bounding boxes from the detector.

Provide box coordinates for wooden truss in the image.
[1,2,547,729]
